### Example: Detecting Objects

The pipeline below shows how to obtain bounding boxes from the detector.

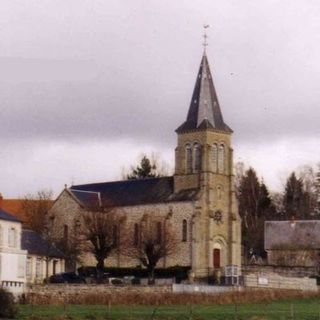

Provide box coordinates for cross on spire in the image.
[203,24,210,52]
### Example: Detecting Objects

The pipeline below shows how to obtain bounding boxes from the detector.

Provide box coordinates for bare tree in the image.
[82,208,125,273]
[21,190,53,233]
[122,216,178,283]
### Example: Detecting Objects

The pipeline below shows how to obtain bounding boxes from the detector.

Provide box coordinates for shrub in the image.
[0,288,18,319]
[78,265,191,282]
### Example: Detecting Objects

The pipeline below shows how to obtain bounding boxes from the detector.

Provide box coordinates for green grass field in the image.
[18,297,320,320]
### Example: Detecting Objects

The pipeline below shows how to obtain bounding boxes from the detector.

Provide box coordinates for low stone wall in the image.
[26,284,172,304]
[244,273,318,291]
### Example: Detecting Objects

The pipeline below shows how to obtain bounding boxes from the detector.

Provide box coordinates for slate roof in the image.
[0,208,20,222]
[265,220,320,250]
[21,229,64,258]
[70,176,199,208]
[176,53,232,134]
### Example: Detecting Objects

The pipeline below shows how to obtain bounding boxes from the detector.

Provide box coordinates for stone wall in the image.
[26,284,172,304]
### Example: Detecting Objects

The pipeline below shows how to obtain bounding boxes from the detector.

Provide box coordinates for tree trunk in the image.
[96,258,105,282]
[45,258,49,282]
[148,266,155,285]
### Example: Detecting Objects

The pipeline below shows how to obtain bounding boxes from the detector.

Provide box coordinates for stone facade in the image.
[174,128,241,277]
[50,193,194,268]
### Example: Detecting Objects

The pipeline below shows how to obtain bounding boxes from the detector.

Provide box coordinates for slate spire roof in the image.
[176,52,232,133]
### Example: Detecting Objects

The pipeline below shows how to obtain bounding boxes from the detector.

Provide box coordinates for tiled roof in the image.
[265,220,320,250]
[70,176,199,208]
[176,53,232,134]
[21,229,64,258]
[0,199,53,224]
[0,208,20,222]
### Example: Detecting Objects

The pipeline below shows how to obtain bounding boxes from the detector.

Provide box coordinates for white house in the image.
[0,209,27,295]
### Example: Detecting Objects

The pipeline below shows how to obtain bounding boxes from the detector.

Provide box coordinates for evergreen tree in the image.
[237,167,275,259]
[127,156,158,179]
[283,172,308,219]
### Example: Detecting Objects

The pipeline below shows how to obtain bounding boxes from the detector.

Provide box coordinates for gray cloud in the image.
[0,0,320,196]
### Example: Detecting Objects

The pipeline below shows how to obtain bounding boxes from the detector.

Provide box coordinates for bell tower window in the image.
[185,144,192,174]
[193,143,201,172]
[218,144,225,173]
[212,144,218,172]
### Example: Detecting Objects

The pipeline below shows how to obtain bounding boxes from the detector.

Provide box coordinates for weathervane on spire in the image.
[203,24,210,52]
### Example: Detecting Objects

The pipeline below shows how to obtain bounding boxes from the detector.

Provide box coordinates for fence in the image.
[244,273,318,291]
[173,283,240,294]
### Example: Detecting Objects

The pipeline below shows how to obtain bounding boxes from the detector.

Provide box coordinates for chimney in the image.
[0,193,3,209]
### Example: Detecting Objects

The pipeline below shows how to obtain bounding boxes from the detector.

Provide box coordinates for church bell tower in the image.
[174,45,241,277]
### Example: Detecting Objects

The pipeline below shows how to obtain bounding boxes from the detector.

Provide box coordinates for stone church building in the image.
[49,51,241,278]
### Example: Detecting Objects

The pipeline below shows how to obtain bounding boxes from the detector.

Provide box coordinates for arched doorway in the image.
[213,248,221,268]
[212,239,227,269]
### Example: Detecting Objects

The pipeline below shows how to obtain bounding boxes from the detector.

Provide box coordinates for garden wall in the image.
[26,284,172,304]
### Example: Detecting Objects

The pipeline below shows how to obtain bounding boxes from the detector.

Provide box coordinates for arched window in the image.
[193,143,201,172]
[112,225,118,247]
[63,225,69,244]
[156,222,162,244]
[185,144,192,173]
[182,219,187,242]
[212,144,218,172]
[218,144,225,173]
[133,223,139,246]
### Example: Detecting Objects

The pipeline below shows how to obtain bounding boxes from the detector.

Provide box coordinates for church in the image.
[49,49,242,278]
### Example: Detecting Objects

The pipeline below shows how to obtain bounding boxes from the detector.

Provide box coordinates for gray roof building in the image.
[265,220,320,250]
[21,229,65,258]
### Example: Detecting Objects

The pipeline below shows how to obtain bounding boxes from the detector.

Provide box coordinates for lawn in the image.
[18,297,320,320]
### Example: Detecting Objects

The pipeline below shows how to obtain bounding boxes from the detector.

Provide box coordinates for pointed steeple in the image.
[176,52,232,133]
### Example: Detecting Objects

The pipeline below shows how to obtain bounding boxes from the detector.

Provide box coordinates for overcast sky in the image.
[1,0,320,198]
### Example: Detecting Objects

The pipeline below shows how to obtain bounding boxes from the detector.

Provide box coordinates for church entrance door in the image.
[213,248,220,268]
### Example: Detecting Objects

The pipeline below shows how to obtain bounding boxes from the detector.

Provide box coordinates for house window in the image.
[18,256,25,278]
[112,225,118,247]
[218,144,225,173]
[8,228,17,248]
[35,259,42,279]
[182,220,187,242]
[185,144,192,173]
[133,223,139,246]
[212,144,218,172]
[26,257,32,279]
[156,222,162,244]
[193,143,201,172]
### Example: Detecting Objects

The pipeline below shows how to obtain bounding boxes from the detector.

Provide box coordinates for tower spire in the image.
[176,30,232,134]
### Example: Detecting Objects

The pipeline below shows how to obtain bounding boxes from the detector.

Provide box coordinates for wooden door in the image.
[213,249,221,268]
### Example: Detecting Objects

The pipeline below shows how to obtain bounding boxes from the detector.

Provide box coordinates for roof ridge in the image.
[71,175,173,188]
